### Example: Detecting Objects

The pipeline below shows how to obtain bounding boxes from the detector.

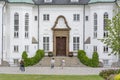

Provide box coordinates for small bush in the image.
[77,50,99,67]
[22,49,44,66]
[22,51,28,59]
[114,74,120,80]
[99,69,120,79]
[92,52,99,67]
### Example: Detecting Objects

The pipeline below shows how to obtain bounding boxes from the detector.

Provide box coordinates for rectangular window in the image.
[71,0,79,2]
[44,0,52,3]
[93,31,97,38]
[25,45,29,52]
[103,31,108,38]
[14,59,19,65]
[103,46,108,53]
[73,14,80,21]
[35,16,37,21]
[14,13,19,38]
[25,31,29,38]
[43,14,49,21]
[43,37,49,52]
[73,37,79,51]
[14,31,19,38]
[103,59,109,66]
[14,45,19,52]
[93,46,97,52]
[85,16,88,21]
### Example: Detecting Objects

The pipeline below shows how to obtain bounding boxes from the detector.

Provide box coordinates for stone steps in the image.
[33,57,87,67]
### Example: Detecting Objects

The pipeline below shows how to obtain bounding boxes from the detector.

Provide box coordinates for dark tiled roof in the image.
[33,0,90,5]
[84,37,91,44]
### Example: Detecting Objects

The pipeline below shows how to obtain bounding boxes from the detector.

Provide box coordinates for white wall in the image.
[39,5,84,52]
[7,4,37,65]
[1,2,118,66]
[87,3,117,66]
[0,3,3,64]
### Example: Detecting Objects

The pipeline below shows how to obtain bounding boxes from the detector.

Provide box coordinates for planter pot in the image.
[48,52,53,57]
[68,52,73,57]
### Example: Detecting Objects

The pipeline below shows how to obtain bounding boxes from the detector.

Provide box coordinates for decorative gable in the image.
[52,15,71,30]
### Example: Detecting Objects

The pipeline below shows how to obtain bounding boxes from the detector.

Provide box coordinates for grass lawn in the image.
[0,74,104,80]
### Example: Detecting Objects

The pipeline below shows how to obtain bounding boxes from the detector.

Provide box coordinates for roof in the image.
[8,0,34,4]
[32,37,38,44]
[84,37,91,44]
[33,0,90,5]
[0,0,6,1]
[117,0,120,7]
[89,0,116,3]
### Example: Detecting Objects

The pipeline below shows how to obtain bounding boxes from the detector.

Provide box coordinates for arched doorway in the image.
[52,15,71,56]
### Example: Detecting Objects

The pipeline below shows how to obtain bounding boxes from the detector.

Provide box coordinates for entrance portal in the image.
[56,37,66,56]
[52,15,71,56]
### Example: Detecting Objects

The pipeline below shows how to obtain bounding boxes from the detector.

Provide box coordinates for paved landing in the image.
[0,67,118,75]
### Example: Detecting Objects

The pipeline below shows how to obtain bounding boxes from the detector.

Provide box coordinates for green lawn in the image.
[0,74,104,80]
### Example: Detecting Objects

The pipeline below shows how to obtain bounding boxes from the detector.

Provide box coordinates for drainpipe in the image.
[2,1,6,64]
[83,4,85,50]
[37,5,39,49]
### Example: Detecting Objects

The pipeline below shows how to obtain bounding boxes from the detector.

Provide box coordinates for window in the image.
[104,31,108,38]
[43,37,49,52]
[14,45,19,52]
[14,59,19,65]
[43,14,49,21]
[103,59,109,66]
[104,12,108,38]
[25,45,29,52]
[71,0,79,2]
[44,0,52,3]
[93,13,97,38]
[85,16,88,21]
[73,37,79,51]
[35,16,37,21]
[93,46,97,52]
[14,13,19,38]
[25,13,29,38]
[73,14,80,21]
[103,46,108,53]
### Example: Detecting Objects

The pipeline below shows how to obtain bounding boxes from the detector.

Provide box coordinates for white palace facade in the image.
[0,0,120,66]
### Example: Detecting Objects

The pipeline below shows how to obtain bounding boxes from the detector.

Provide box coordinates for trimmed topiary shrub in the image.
[77,50,99,67]
[92,52,99,67]
[22,49,44,66]
[22,51,28,59]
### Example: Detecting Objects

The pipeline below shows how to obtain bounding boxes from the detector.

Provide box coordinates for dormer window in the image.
[44,0,52,3]
[71,0,79,2]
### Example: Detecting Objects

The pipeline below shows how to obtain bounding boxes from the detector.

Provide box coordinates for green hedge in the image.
[99,69,120,79]
[78,50,99,67]
[22,50,44,66]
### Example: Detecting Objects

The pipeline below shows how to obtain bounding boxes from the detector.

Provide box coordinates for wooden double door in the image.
[56,37,66,56]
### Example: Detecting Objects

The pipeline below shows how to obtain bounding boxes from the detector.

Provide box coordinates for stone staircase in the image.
[33,57,87,67]
[0,61,10,67]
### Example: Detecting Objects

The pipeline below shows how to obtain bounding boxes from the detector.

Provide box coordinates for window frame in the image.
[43,37,49,52]
[14,45,19,52]
[25,13,29,38]
[73,14,80,21]
[73,37,80,51]
[43,14,49,21]
[93,13,97,38]
[103,46,108,53]
[25,45,29,53]
[14,13,19,38]
[103,12,109,38]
